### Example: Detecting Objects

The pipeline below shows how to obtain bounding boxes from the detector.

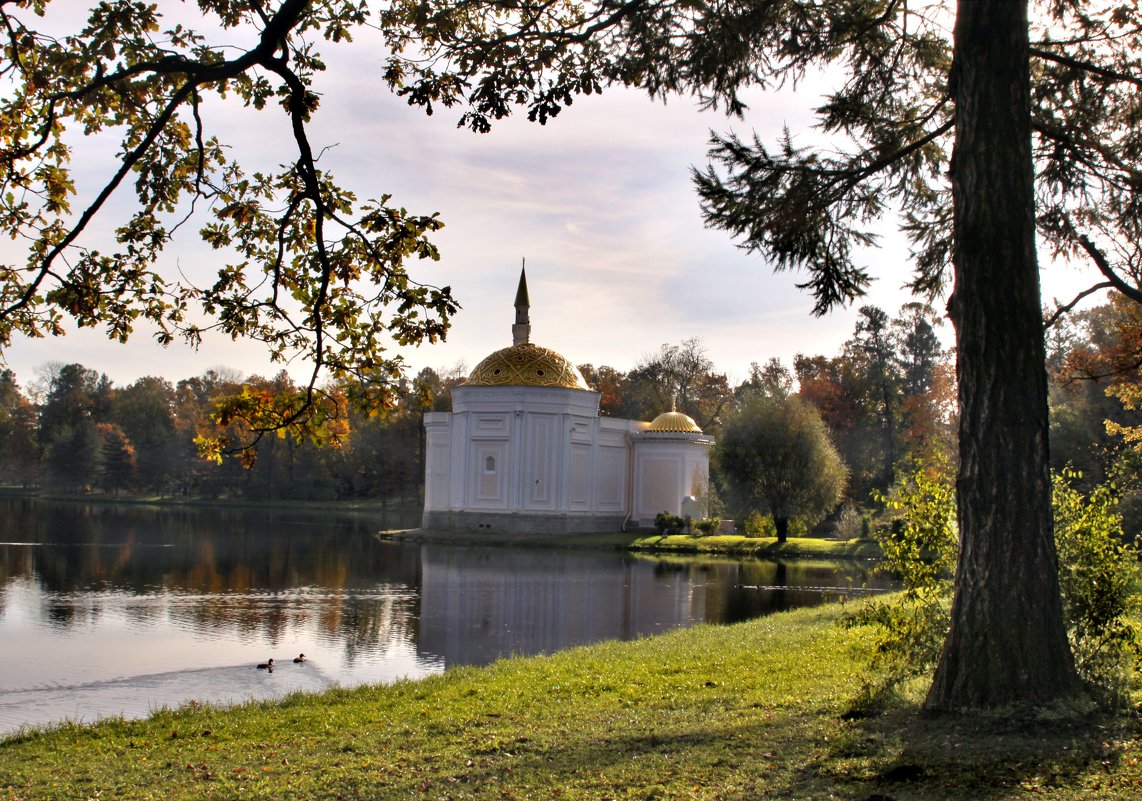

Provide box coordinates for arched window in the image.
[484,455,496,473]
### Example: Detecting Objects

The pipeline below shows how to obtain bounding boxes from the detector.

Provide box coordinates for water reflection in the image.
[0,498,893,734]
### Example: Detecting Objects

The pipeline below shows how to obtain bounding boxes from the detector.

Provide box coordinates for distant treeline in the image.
[0,363,457,504]
[3,296,1132,515]
[0,301,960,511]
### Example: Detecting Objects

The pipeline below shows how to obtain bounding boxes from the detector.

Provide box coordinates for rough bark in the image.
[926,0,1081,711]
[774,516,789,543]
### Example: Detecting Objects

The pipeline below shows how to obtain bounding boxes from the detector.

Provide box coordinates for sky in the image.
[0,7,1107,393]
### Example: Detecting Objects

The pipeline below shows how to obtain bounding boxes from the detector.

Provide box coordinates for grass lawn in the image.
[2,603,1139,800]
[629,533,884,559]
[393,530,885,560]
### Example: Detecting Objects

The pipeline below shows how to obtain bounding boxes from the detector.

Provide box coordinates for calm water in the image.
[0,498,892,735]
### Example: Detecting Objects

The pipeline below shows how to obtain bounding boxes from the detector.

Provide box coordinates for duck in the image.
[256,658,274,670]
[293,653,306,664]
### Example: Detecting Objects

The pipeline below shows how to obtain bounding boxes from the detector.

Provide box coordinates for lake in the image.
[0,497,893,735]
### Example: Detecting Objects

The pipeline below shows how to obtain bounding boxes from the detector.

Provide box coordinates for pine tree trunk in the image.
[926,0,1081,711]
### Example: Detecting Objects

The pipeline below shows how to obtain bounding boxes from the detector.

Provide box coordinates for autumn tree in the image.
[0,370,39,486]
[734,358,794,402]
[624,339,733,430]
[0,1,457,459]
[1045,296,1139,483]
[112,376,185,494]
[794,351,883,502]
[5,0,1135,710]
[97,422,137,494]
[892,302,954,461]
[577,363,627,417]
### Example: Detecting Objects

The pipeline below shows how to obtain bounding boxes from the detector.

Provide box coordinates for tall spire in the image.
[512,259,531,346]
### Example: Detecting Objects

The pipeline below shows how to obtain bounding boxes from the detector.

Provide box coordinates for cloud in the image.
[0,12,1100,390]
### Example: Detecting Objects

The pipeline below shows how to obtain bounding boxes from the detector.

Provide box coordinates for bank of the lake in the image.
[0,486,405,513]
[5,488,884,560]
[7,496,895,736]
[385,527,885,559]
[629,533,883,559]
[3,602,1138,801]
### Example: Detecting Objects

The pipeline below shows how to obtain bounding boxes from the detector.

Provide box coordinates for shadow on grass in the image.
[828,705,1142,801]
[365,702,1142,801]
[4,682,1140,800]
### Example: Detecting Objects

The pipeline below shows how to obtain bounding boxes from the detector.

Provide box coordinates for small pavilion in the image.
[421,268,714,535]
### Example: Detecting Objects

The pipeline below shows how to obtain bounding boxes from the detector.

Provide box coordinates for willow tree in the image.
[0,1,457,458]
[381,0,1142,710]
[716,393,847,543]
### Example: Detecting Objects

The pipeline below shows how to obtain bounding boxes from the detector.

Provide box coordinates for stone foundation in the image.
[421,510,627,537]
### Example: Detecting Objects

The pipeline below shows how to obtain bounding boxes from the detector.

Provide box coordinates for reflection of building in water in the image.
[415,548,892,667]
[422,267,714,535]
[417,547,711,665]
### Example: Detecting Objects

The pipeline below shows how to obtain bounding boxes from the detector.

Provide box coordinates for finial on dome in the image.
[512,260,531,346]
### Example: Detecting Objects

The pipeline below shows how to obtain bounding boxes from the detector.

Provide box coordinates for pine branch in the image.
[1030,46,1142,89]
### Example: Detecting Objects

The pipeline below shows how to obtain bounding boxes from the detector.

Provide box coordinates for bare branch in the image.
[1043,281,1114,329]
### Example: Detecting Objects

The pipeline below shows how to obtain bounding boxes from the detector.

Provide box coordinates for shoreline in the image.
[383,526,884,559]
[2,602,1135,800]
[3,489,883,560]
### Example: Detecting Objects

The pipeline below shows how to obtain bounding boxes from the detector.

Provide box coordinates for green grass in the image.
[3,604,1139,800]
[394,530,884,559]
[630,533,884,559]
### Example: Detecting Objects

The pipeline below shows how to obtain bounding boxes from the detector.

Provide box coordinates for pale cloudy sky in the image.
[0,12,1104,391]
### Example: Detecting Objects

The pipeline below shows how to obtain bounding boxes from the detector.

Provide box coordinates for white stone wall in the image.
[422,385,712,534]
[630,433,714,527]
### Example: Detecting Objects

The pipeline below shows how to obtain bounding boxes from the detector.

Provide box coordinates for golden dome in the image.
[647,410,703,433]
[466,343,590,390]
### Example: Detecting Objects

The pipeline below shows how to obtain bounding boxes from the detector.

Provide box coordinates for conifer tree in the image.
[379,0,1142,710]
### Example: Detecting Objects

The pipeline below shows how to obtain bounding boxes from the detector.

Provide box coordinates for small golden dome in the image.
[466,343,590,390]
[647,410,703,433]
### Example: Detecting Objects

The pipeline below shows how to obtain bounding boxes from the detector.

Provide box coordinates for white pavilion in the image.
[421,268,714,535]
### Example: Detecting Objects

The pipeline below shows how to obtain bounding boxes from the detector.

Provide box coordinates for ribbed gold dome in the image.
[647,410,703,433]
[466,343,590,390]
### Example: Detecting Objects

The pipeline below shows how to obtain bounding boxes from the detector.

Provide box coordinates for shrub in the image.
[741,511,811,539]
[1053,468,1142,704]
[694,517,721,536]
[742,510,767,537]
[845,453,957,687]
[654,511,685,535]
[831,503,866,541]
[847,458,1142,708]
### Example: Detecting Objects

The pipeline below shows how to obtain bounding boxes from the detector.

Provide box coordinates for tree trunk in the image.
[774,516,789,543]
[926,0,1081,711]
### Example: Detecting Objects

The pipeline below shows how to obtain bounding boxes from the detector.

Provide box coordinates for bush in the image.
[742,510,767,537]
[847,458,1142,708]
[845,453,957,687]
[694,517,721,536]
[831,502,868,541]
[1053,468,1142,704]
[654,511,685,535]
[741,511,811,539]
